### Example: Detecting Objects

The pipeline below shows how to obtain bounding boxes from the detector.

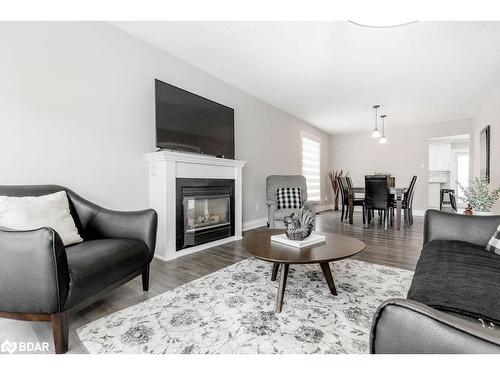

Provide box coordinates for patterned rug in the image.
[77,258,413,354]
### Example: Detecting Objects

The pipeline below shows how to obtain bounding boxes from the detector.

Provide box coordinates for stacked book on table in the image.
[271,232,326,248]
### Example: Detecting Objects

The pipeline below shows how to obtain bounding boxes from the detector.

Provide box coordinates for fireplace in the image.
[176,178,235,251]
[145,150,246,261]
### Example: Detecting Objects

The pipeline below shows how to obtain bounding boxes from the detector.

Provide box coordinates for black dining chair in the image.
[364,175,390,230]
[346,176,353,188]
[338,176,349,221]
[404,176,417,227]
[338,176,364,223]
[389,175,417,228]
[440,188,457,212]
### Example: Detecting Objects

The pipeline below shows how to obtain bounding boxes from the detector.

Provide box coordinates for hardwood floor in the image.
[0,209,423,354]
[317,210,423,271]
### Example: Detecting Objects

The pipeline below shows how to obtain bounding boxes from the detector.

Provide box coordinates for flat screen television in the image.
[155,79,235,159]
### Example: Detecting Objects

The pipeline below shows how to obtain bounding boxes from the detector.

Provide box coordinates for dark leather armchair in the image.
[0,185,158,354]
[370,210,500,353]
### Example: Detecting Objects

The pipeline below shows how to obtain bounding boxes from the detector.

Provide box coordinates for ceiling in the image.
[112,21,500,134]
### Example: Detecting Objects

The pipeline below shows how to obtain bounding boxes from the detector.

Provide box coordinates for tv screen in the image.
[155,79,235,159]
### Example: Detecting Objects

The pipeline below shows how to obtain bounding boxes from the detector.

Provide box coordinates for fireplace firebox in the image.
[176,178,235,251]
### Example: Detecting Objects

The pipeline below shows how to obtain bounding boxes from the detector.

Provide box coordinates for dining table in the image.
[347,187,407,230]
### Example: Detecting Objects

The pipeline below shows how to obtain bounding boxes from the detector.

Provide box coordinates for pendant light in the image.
[379,114,388,144]
[371,105,381,138]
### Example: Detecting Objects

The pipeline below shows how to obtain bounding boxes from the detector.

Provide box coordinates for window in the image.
[301,132,321,202]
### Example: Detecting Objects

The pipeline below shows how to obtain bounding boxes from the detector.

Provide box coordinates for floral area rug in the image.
[77,258,413,354]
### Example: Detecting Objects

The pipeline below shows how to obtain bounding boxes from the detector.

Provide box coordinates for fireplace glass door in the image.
[177,178,235,251]
[183,194,231,239]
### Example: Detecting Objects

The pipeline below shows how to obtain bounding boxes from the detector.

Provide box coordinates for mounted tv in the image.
[155,79,235,159]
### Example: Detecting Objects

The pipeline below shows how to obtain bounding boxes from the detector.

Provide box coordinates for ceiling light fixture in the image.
[371,105,380,138]
[348,20,418,29]
[379,115,388,144]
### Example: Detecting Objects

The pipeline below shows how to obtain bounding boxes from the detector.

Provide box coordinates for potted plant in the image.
[328,170,348,211]
[457,178,500,215]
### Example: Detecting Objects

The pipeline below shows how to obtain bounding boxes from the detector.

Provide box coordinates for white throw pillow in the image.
[0,191,83,246]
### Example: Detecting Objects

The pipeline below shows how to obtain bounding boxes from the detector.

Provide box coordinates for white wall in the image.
[330,118,473,211]
[0,22,331,223]
[472,85,500,214]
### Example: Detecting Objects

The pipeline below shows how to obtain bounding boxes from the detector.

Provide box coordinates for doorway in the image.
[428,134,470,210]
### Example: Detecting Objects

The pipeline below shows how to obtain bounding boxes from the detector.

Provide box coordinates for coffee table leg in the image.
[271,263,280,281]
[276,263,289,313]
[320,262,338,296]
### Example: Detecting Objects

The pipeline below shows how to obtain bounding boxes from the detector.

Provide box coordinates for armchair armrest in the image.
[65,190,158,257]
[85,208,158,258]
[370,298,500,354]
[0,226,69,314]
[303,200,318,211]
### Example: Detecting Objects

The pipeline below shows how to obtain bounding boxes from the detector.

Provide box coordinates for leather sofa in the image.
[370,210,500,353]
[0,185,158,354]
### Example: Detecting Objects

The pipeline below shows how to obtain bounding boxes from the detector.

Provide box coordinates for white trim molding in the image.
[242,206,335,233]
[412,209,426,216]
[242,217,268,232]
[145,150,246,168]
[145,150,246,262]
[316,204,334,212]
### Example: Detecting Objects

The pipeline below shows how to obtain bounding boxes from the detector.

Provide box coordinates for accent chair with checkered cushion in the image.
[266,175,318,229]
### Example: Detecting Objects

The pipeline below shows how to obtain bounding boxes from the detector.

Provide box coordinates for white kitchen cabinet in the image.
[428,144,437,170]
[428,182,441,208]
[428,142,451,170]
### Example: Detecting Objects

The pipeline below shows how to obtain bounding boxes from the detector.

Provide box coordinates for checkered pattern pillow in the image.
[486,224,500,255]
[276,187,302,209]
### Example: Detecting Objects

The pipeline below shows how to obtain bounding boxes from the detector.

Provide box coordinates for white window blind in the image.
[301,133,321,202]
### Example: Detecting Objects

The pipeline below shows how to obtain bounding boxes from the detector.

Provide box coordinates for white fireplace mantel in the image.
[145,150,246,261]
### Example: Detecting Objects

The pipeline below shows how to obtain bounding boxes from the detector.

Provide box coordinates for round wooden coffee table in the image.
[242,229,365,313]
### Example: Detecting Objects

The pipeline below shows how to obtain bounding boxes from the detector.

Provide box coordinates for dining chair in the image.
[404,176,417,226]
[338,176,347,221]
[364,175,390,230]
[440,188,457,212]
[390,175,417,228]
[346,176,353,188]
[338,176,364,223]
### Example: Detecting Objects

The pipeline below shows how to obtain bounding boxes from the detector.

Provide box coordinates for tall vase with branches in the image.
[328,170,348,211]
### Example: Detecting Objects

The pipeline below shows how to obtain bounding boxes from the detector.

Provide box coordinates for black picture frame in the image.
[480,125,491,183]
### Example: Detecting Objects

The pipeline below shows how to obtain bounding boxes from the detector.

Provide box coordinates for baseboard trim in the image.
[242,217,268,232]
[153,254,172,262]
[316,204,334,213]
[244,206,334,231]
[154,235,243,262]
[341,207,426,216]
[412,209,426,217]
